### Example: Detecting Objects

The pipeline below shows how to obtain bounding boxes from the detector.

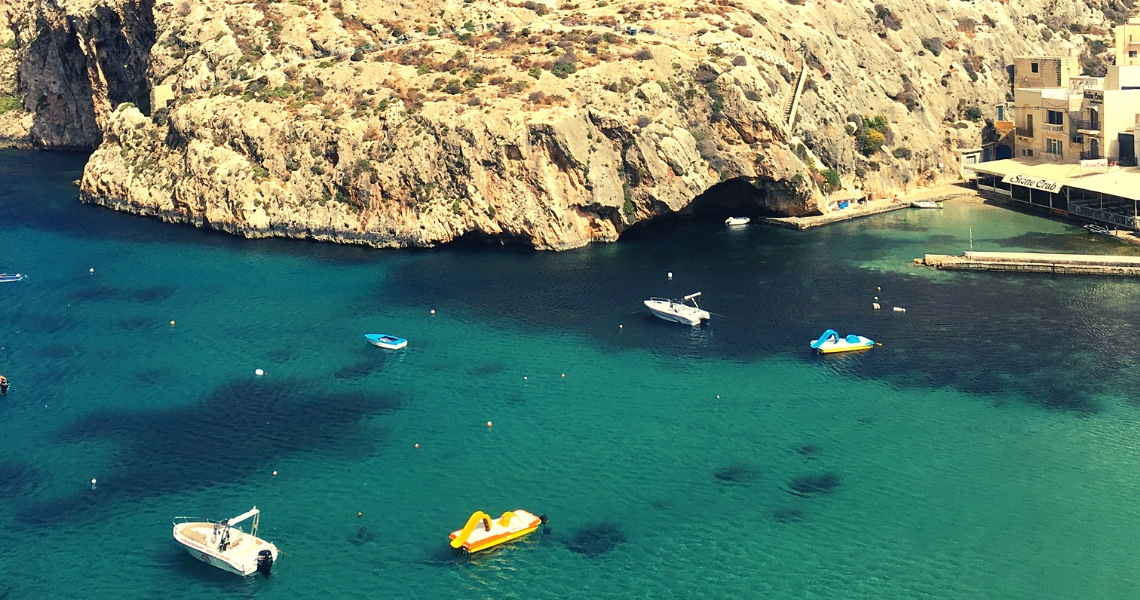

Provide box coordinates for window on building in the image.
[1131,50,1138,58]
[1031,62,1039,73]
[1027,149,1034,157]
[1046,110,1064,125]
[1046,138,1063,155]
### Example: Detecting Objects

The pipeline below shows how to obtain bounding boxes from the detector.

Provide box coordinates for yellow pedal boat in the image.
[449,509,546,553]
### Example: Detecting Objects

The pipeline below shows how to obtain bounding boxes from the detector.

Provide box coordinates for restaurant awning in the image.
[1066,172,1140,201]
[973,159,1140,201]
[971,159,1082,182]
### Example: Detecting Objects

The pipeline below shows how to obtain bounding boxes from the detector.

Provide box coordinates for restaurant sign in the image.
[1080,158,1109,174]
[1001,173,1064,192]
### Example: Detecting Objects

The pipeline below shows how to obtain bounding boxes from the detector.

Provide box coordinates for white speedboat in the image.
[725,217,750,226]
[644,293,710,326]
[173,506,279,577]
[911,200,942,209]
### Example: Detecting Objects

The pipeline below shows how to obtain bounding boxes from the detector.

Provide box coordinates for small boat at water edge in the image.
[644,292,710,326]
[725,216,750,226]
[810,329,874,354]
[911,200,943,209]
[1084,223,1115,236]
[365,333,407,350]
[173,506,279,577]
[0,273,24,282]
[450,510,547,553]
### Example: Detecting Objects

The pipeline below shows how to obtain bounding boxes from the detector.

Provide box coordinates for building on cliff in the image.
[973,25,1140,231]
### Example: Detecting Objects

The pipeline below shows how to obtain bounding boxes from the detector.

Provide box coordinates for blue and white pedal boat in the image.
[810,329,874,354]
[365,333,407,350]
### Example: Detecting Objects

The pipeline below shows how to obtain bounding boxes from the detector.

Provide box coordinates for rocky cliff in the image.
[0,0,1122,249]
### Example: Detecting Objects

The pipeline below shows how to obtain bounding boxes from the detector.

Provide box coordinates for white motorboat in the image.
[173,506,279,577]
[911,200,942,209]
[644,292,710,326]
[725,217,750,226]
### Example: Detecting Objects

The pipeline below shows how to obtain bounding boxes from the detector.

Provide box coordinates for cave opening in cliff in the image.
[675,177,784,223]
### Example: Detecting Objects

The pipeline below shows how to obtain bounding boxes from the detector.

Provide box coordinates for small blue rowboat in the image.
[0,273,24,283]
[365,333,407,350]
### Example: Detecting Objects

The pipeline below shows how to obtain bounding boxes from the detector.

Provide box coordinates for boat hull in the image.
[173,522,279,577]
[449,509,543,554]
[809,330,874,354]
[643,300,709,326]
[815,342,874,354]
[725,217,750,226]
[365,334,407,350]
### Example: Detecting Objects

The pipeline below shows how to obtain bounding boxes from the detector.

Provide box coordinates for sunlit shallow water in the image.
[4,150,1140,598]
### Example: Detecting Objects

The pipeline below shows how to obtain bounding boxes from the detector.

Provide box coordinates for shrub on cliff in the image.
[0,95,20,115]
[855,115,889,156]
[821,168,841,192]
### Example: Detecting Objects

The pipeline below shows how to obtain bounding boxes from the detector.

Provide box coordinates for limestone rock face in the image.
[2,0,1121,248]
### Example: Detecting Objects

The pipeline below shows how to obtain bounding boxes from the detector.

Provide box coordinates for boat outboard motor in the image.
[256,549,274,578]
[539,514,550,535]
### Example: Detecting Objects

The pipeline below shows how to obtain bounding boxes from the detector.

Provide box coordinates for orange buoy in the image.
[415,443,420,449]
[486,421,493,428]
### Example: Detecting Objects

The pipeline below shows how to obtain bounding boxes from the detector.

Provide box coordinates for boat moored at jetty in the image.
[810,329,874,354]
[725,217,750,226]
[644,293,710,326]
[173,506,279,577]
[449,510,546,553]
[365,333,407,350]
[911,200,942,209]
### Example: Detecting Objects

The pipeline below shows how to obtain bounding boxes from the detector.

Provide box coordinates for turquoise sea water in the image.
[5,149,1140,598]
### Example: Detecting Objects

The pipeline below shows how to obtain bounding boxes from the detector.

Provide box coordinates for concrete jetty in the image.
[764,187,974,230]
[917,251,1140,276]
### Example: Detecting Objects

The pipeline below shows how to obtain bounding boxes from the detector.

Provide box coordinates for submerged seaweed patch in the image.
[334,358,385,379]
[713,464,759,484]
[773,507,804,523]
[787,472,841,496]
[23,378,402,524]
[565,522,626,557]
[0,461,39,497]
[795,444,819,456]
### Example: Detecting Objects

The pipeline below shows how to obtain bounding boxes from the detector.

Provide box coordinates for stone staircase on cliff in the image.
[783,61,808,131]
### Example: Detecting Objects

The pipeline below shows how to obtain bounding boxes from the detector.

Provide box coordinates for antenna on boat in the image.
[969,226,973,251]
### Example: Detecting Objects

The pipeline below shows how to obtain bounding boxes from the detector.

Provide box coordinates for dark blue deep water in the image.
[4,149,1140,598]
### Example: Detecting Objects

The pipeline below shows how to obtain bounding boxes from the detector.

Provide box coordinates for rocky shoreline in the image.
[1,0,1121,249]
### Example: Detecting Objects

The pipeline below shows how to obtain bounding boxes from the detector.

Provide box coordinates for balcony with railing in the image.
[1077,119,1101,132]
[1041,123,1065,133]
[1016,126,1034,138]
